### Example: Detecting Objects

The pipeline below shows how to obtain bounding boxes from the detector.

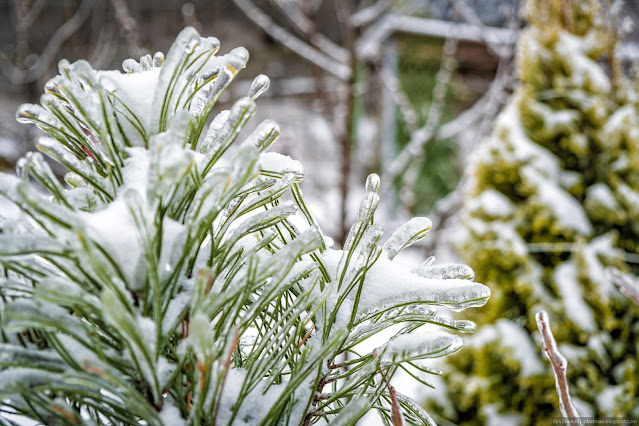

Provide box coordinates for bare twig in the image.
[382,37,458,198]
[399,37,458,211]
[1,0,93,85]
[351,0,393,28]
[232,0,351,80]
[450,0,514,59]
[605,268,639,304]
[110,0,145,58]
[376,59,418,133]
[269,0,350,64]
[535,311,580,418]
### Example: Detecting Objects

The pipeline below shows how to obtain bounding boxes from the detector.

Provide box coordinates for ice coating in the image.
[383,216,432,260]
[377,331,463,363]
[412,263,475,281]
[248,74,270,100]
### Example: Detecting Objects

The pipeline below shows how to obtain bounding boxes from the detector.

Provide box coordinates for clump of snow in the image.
[465,189,514,219]
[555,261,596,332]
[99,67,161,133]
[258,152,304,178]
[322,249,490,315]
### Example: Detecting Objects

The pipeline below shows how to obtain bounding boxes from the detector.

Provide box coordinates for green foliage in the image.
[0,28,490,425]
[429,0,639,423]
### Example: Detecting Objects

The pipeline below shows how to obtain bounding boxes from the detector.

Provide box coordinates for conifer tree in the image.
[0,28,490,425]
[431,0,639,423]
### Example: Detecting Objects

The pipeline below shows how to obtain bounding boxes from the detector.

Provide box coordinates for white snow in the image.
[99,67,161,134]
[555,260,596,332]
[465,189,514,219]
[258,152,304,178]
[523,166,593,236]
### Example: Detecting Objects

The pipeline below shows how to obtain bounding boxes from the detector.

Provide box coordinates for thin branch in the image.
[535,311,580,418]
[1,0,93,85]
[376,59,418,133]
[269,0,350,63]
[382,37,457,195]
[20,0,46,29]
[605,268,639,304]
[449,0,513,59]
[110,0,145,58]
[351,0,393,28]
[233,0,351,80]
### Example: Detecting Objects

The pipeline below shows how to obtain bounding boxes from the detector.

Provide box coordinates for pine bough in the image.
[0,28,489,425]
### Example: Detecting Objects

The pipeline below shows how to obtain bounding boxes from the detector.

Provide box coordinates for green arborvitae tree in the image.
[0,28,490,425]
[428,0,639,424]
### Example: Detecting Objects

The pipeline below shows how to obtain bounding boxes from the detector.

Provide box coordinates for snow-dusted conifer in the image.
[0,28,489,425]
[430,0,639,423]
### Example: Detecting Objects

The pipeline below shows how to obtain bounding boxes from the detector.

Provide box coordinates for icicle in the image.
[248,74,270,100]
[383,217,432,260]
[242,119,280,153]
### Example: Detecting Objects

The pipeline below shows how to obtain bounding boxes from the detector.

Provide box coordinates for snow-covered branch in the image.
[357,14,514,61]
[535,311,580,418]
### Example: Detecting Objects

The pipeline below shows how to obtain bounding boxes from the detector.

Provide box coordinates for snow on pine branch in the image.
[0,27,489,425]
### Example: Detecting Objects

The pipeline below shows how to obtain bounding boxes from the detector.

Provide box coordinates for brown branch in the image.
[605,268,639,305]
[535,311,580,418]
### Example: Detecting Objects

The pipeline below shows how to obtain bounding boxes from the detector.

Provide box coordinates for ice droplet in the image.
[365,173,380,193]
[153,52,165,67]
[248,74,270,100]
[122,58,141,74]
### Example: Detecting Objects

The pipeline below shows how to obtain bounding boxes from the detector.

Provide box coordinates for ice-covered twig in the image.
[232,0,351,80]
[605,268,639,305]
[535,311,580,418]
